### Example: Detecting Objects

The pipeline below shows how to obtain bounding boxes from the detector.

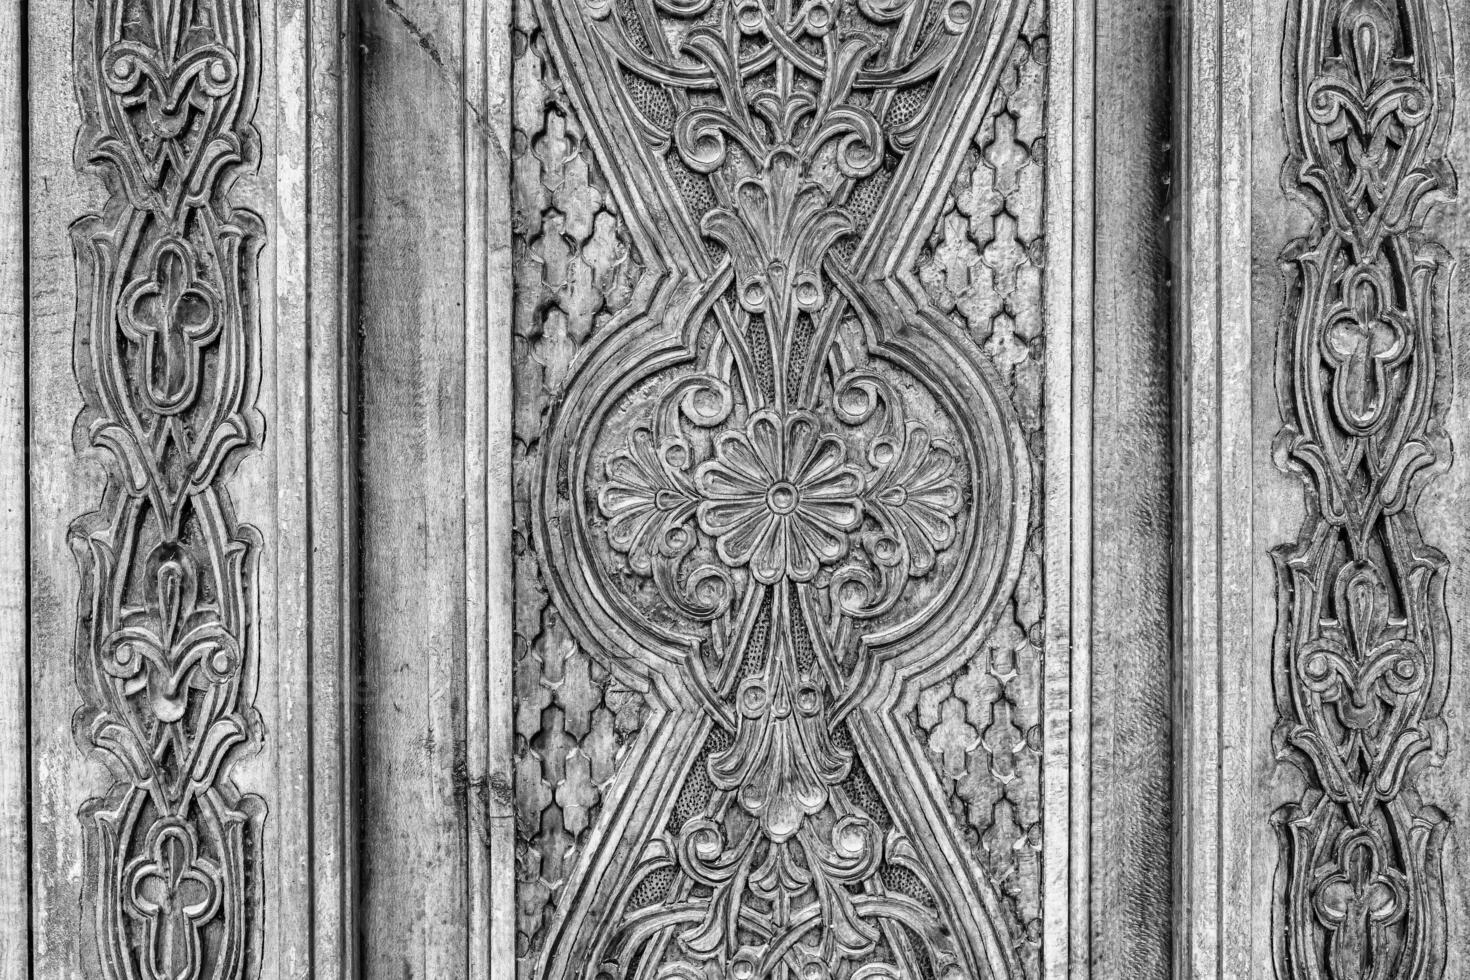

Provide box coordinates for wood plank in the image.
[357,1,476,975]
[463,0,517,971]
[26,0,102,972]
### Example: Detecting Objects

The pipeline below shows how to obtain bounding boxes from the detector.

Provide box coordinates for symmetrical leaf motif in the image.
[70,2,265,979]
[531,0,1033,975]
[1275,1,1455,978]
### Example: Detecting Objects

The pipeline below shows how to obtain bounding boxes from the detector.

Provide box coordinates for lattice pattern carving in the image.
[1275,0,1456,977]
[512,10,652,969]
[917,13,1046,397]
[69,2,266,978]
[913,10,1046,976]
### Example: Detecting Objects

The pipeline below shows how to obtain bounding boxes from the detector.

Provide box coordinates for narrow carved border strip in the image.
[70,3,265,977]
[1274,1,1455,977]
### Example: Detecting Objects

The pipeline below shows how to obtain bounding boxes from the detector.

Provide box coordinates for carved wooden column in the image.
[10,1,359,977]
[1176,0,1470,976]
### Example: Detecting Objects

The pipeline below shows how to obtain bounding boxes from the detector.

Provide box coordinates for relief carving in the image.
[913,14,1047,972]
[528,0,1037,975]
[512,12,653,964]
[1275,1,1455,977]
[69,2,265,977]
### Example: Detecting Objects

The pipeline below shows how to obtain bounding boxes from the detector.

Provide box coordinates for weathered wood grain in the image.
[1090,1,1175,976]
[26,1,104,973]
[462,0,517,971]
[1174,0,1258,974]
[0,1,27,975]
[356,1,484,975]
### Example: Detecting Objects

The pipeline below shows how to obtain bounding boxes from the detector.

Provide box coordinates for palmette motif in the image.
[70,2,265,979]
[532,0,1031,974]
[1275,1,1456,978]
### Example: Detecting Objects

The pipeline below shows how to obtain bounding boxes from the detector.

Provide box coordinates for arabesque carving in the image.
[69,2,266,977]
[1275,0,1456,977]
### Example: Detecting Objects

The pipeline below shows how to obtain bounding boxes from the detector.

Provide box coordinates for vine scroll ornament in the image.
[71,2,265,978]
[532,0,1032,975]
[1275,0,1455,978]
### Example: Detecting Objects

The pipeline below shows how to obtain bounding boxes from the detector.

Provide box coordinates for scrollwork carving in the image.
[1275,0,1455,977]
[70,2,265,978]
[530,0,1033,974]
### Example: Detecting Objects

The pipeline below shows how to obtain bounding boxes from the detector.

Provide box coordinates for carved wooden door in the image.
[5,0,1469,978]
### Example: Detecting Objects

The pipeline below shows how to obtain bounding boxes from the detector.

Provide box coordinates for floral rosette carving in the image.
[1275,0,1456,977]
[70,2,265,978]
[696,411,866,586]
[533,0,1032,973]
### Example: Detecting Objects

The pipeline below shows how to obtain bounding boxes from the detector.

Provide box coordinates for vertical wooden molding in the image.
[467,0,515,971]
[270,0,360,974]
[1041,0,1090,973]
[0,0,29,975]
[68,3,267,978]
[1174,0,1256,974]
[1088,0,1174,974]
[354,0,494,972]
[1272,1,1455,977]
[465,0,518,969]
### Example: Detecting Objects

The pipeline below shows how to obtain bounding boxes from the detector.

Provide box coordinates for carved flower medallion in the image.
[696,411,864,584]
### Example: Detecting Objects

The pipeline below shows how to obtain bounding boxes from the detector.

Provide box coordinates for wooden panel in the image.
[356,0,471,971]
[11,0,1421,974]
[503,0,1114,975]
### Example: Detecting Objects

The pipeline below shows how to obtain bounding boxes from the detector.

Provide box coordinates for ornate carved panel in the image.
[1274,0,1457,977]
[516,0,1049,976]
[27,0,1470,974]
[69,2,265,977]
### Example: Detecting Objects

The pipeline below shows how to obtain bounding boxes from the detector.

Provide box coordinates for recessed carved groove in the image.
[1274,1,1455,977]
[69,2,266,978]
